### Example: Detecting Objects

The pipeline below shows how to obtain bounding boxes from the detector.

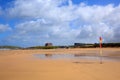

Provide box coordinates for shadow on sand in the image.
[73,61,103,64]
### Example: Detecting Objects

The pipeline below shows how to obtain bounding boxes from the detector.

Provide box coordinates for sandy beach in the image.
[0,48,120,80]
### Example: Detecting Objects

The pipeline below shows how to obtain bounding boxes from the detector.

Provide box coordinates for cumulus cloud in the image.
[1,0,120,46]
[5,19,76,46]
[0,24,11,33]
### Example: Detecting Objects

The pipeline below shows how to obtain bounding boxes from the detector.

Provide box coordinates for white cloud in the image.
[6,19,77,46]
[0,24,11,33]
[2,0,120,46]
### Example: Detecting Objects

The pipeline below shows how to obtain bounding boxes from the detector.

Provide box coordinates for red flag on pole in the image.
[99,37,102,48]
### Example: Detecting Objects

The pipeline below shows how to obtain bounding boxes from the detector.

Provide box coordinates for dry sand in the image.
[0,48,120,80]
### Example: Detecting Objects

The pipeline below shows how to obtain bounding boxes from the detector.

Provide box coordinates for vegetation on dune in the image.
[0,43,120,50]
[0,46,22,49]
[93,43,120,48]
[26,46,59,49]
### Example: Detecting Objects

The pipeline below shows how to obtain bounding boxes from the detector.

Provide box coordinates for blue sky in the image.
[73,0,120,6]
[1,0,119,6]
[0,0,120,47]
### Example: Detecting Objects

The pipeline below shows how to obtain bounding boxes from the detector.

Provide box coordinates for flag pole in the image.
[99,37,103,64]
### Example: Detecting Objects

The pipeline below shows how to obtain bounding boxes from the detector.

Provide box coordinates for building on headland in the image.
[74,43,94,48]
[74,43,85,47]
[45,43,53,47]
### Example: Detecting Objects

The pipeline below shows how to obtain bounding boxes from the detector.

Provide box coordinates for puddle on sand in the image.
[33,53,120,62]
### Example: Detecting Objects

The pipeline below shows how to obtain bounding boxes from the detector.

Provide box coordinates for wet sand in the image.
[0,48,120,80]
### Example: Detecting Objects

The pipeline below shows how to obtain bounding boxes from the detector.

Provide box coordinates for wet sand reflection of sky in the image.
[33,53,120,62]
